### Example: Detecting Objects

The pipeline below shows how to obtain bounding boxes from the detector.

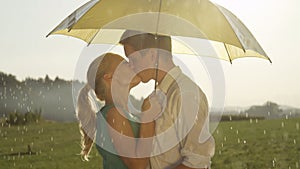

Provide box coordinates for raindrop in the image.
[296,123,299,130]
[285,115,289,120]
[11,148,13,152]
[294,139,296,144]
[216,130,219,134]
[51,137,53,141]
[255,119,258,123]
[236,130,239,135]
[296,162,299,168]
[51,148,53,151]
[123,121,125,126]
[281,122,285,128]
[268,112,270,116]
[14,138,16,142]
[263,130,266,135]
[230,126,233,130]
[272,158,276,167]
[237,138,240,143]
[218,150,221,155]
[112,119,115,123]
[221,143,223,148]
[224,136,227,142]
[243,140,247,144]
[249,119,253,124]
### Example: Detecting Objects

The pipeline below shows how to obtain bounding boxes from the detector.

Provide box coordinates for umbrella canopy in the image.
[47,0,271,63]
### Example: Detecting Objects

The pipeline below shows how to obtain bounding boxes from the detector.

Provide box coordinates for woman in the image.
[76,53,162,169]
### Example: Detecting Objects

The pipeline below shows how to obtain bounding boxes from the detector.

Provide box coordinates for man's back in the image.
[150,66,215,169]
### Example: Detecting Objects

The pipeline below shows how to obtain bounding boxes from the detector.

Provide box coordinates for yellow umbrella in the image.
[47,0,271,63]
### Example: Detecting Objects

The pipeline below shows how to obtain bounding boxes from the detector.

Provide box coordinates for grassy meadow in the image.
[0,118,299,169]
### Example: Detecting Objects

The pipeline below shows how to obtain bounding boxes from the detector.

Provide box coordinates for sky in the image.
[0,0,299,108]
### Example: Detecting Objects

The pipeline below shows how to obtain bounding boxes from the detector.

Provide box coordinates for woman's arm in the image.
[106,96,160,169]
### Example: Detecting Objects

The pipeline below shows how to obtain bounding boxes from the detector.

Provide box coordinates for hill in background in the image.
[0,71,144,122]
[1,71,300,122]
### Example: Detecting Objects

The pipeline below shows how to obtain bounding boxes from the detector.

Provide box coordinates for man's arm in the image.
[172,91,213,169]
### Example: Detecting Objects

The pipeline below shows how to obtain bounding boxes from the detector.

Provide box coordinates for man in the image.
[120,30,215,169]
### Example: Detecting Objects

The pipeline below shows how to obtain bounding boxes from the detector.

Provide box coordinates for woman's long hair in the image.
[76,53,123,161]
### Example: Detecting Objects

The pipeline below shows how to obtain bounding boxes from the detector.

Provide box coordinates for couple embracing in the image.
[76,30,215,169]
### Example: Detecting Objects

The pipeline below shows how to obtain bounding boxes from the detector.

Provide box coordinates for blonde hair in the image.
[76,53,124,161]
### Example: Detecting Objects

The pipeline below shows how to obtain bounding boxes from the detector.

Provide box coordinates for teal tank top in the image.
[95,105,140,169]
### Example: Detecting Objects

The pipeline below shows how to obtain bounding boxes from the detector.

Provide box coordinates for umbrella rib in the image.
[215,5,246,53]
[154,0,163,90]
[224,43,232,64]
[87,29,102,46]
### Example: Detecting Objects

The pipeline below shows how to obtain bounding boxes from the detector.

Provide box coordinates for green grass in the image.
[0,121,102,169]
[212,118,300,169]
[0,118,299,169]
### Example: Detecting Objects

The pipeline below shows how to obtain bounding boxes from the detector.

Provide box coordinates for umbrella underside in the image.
[48,0,271,63]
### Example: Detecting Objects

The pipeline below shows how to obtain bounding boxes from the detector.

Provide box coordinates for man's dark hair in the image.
[119,30,172,52]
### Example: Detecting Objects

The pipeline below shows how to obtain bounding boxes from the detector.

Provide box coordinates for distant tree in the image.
[44,74,52,84]
[243,101,283,119]
[0,72,19,86]
[6,111,42,125]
